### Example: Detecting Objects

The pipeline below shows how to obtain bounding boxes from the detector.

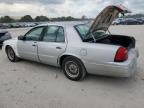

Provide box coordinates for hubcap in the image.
[7,47,14,60]
[65,61,79,78]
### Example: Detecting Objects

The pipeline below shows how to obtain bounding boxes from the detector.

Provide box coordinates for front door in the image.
[17,26,45,61]
[38,25,66,66]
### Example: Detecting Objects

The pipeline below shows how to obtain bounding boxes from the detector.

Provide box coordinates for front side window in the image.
[25,27,44,41]
[43,26,65,42]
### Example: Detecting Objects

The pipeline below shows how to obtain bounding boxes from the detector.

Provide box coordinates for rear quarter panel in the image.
[80,43,120,74]
[79,43,119,63]
[64,42,120,74]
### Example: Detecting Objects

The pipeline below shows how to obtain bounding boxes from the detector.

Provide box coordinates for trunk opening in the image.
[96,35,135,50]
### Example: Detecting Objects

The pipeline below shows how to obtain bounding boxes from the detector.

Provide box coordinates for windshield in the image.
[75,24,106,41]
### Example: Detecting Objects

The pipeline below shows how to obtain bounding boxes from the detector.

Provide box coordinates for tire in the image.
[6,46,20,62]
[62,56,87,81]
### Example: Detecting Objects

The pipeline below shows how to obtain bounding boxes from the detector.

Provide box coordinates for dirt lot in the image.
[0,25,144,108]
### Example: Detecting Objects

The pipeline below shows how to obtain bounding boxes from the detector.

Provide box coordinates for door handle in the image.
[32,42,37,47]
[32,44,36,46]
[56,47,62,49]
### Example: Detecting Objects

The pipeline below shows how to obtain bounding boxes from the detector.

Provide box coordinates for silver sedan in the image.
[2,5,139,81]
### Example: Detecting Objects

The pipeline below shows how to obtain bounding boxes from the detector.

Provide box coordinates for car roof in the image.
[36,21,88,28]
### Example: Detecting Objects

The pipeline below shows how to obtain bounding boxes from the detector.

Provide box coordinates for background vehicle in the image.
[136,18,144,24]
[112,18,123,25]
[120,18,141,25]
[0,31,11,46]
[0,23,9,29]
[113,18,144,25]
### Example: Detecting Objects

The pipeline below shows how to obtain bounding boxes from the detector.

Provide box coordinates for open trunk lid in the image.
[89,5,131,33]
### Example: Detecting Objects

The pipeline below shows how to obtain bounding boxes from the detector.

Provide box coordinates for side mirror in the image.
[18,35,24,40]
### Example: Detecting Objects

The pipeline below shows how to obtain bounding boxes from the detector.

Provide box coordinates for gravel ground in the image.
[0,25,144,108]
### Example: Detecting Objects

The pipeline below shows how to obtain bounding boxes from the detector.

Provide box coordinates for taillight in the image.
[114,47,128,62]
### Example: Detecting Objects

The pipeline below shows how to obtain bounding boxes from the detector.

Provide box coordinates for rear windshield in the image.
[74,24,106,41]
[74,24,90,40]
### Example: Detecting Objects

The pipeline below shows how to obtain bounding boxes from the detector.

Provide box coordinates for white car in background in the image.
[2,5,139,81]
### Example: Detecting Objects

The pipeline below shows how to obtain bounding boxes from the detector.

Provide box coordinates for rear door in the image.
[38,25,66,66]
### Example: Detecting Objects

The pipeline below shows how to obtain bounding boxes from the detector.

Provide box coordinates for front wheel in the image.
[62,56,87,81]
[6,46,20,62]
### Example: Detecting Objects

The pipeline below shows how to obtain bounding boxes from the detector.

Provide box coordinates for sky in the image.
[0,0,143,18]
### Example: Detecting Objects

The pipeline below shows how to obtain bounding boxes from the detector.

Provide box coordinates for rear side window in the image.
[56,27,65,42]
[43,26,65,42]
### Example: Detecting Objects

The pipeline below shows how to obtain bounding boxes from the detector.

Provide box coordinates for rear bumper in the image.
[106,52,137,77]
[85,48,139,77]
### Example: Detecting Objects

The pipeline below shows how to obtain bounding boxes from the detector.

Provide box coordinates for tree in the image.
[0,16,15,23]
[65,16,75,21]
[19,15,33,22]
[81,15,87,20]
[51,16,77,21]
[35,16,49,22]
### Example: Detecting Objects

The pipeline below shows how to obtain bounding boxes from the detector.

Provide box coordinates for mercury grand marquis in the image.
[2,5,139,81]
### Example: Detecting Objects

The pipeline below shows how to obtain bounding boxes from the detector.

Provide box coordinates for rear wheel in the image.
[6,46,19,62]
[62,56,86,81]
